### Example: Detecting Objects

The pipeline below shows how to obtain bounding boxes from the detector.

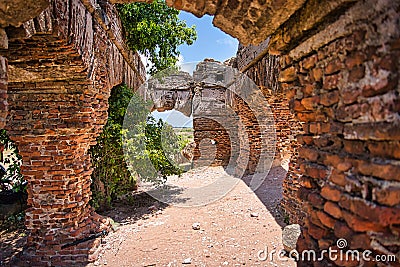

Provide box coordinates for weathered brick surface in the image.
[0,0,144,265]
[278,0,400,265]
[233,0,400,263]
[1,0,399,265]
[147,60,275,176]
[236,44,305,224]
[0,55,7,129]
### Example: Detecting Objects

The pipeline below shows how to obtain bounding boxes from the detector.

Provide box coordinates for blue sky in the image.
[152,11,239,127]
[177,12,239,63]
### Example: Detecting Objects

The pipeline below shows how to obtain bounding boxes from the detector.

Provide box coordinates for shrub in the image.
[90,85,183,210]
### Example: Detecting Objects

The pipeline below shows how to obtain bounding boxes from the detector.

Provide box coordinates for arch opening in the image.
[1,0,398,265]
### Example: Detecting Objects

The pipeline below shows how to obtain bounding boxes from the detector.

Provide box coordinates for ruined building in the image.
[0,0,399,266]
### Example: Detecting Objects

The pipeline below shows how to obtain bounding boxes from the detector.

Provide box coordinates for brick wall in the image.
[278,0,400,265]
[0,0,145,265]
[148,60,275,177]
[0,28,7,129]
[0,55,6,129]
[236,43,305,224]
[1,0,399,265]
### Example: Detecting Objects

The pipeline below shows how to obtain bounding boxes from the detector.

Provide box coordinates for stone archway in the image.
[1,0,399,265]
[1,1,145,265]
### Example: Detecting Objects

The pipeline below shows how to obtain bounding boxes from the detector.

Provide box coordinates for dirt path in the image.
[90,165,295,267]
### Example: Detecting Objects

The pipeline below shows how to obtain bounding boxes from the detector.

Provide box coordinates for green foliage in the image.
[0,211,25,232]
[0,130,24,193]
[117,0,197,74]
[90,85,139,210]
[145,117,183,179]
[122,102,184,184]
[178,133,191,151]
[90,85,183,210]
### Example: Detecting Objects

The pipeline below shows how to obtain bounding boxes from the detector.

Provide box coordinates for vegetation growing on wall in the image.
[89,85,137,210]
[117,0,197,74]
[0,130,24,193]
[90,85,184,210]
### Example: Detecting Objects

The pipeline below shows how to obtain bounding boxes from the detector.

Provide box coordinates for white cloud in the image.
[216,37,238,48]
[177,54,185,66]
[176,55,198,75]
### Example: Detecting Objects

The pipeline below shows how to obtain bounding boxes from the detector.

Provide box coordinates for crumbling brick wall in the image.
[2,0,399,265]
[193,117,232,167]
[0,55,6,129]
[192,83,266,176]
[0,0,145,265]
[236,43,305,224]
[277,0,400,265]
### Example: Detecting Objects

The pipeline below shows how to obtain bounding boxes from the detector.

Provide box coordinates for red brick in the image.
[310,67,323,82]
[301,96,318,110]
[379,206,400,226]
[301,54,317,70]
[318,239,333,250]
[298,146,319,161]
[279,66,297,82]
[342,210,385,232]
[308,221,329,240]
[297,112,317,122]
[323,73,340,90]
[341,195,400,225]
[323,153,342,167]
[300,162,328,179]
[290,99,306,111]
[349,61,366,81]
[343,140,366,155]
[367,141,400,159]
[334,221,354,240]
[350,234,371,250]
[317,211,336,229]
[308,192,326,209]
[300,176,315,188]
[309,208,324,228]
[325,59,343,75]
[319,90,339,106]
[373,186,400,206]
[377,54,397,72]
[321,185,342,202]
[345,51,366,69]
[329,170,347,186]
[324,201,342,219]
[303,84,315,96]
[298,135,314,145]
[355,160,400,182]
[285,86,297,99]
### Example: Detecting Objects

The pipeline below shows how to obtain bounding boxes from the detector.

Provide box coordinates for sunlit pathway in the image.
[89,166,295,267]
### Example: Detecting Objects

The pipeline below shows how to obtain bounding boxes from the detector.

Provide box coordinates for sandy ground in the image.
[89,165,295,267]
[0,163,295,267]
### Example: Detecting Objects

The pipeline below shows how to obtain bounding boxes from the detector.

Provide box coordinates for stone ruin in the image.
[1,0,145,265]
[141,60,275,176]
[0,0,399,266]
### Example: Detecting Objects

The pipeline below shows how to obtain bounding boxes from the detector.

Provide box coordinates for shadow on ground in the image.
[0,191,170,266]
[241,165,288,228]
[98,191,169,226]
[0,219,27,266]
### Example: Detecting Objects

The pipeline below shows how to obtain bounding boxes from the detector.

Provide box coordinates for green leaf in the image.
[117,0,197,74]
